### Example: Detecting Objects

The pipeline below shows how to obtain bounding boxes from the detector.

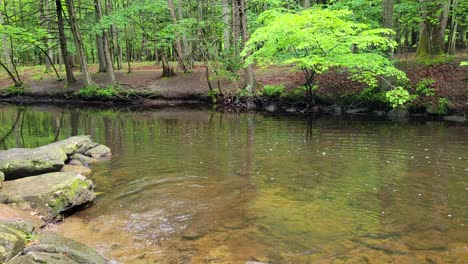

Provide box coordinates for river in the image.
[0,104,467,263]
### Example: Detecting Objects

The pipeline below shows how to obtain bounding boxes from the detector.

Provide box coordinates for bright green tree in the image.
[243,8,410,107]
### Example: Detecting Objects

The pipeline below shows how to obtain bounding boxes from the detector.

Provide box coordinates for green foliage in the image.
[415,78,436,97]
[283,86,307,101]
[239,88,254,98]
[3,85,29,96]
[385,87,414,108]
[417,55,454,65]
[74,85,130,99]
[330,0,383,27]
[261,84,286,97]
[461,61,468,66]
[244,7,408,105]
[207,89,220,103]
[0,25,47,50]
[31,74,44,81]
[436,97,450,114]
[24,233,36,244]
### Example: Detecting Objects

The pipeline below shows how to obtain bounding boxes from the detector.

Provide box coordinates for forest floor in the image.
[0,54,467,113]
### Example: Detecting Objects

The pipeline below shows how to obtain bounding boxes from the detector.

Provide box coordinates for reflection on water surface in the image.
[0,105,467,263]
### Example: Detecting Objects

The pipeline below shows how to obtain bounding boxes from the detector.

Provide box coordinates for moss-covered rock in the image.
[60,165,92,177]
[387,108,410,121]
[70,154,97,166]
[46,136,92,156]
[0,146,67,180]
[7,251,80,264]
[0,205,44,229]
[0,172,95,221]
[13,232,110,264]
[84,145,112,158]
[0,221,29,263]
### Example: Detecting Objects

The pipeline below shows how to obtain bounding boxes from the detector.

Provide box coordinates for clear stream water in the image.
[0,105,467,263]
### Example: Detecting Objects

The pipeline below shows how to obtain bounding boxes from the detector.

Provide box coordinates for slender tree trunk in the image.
[94,0,116,84]
[161,53,174,77]
[239,0,256,93]
[39,0,52,72]
[65,0,93,86]
[124,24,132,73]
[176,0,189,65]
[382,0,394,57]
[168,0,187,72]
[95,0,107,73]
[46,0,54,72]
[303,0,311,8]
[447,0,458,55]
[55,0,75,84]
[0,0,12,71]
[0,60,21,86]
[232,0,241,55]
[222,0,231,51]
[96,36,107,72]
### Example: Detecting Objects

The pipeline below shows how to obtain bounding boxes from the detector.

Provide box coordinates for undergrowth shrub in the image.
[74,85,132,99]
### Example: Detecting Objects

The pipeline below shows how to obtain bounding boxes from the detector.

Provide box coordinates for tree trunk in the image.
[124,25,132,73]
[176,0,189,64]
[238,0,256,93]
[39,0,52,72]
[96,36,107,72]
[232,0,241,55]
[168,0,187,73]
[65,0,93,86]
[161,54,175,77]
[222,0,231,51]
[0,59,21,86]
[447,0,458,55]
[303,0,311,8]
[94,0,117,84]
[55,0,76,84]
[416,0,450,58]
[0,0,12,71]
[382,0,394,57]
[95,2,107,73]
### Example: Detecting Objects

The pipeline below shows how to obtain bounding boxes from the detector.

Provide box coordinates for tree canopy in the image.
[244,8,408,106]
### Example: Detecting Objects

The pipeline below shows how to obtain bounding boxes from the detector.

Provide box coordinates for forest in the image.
[1,1,468,263]
[0,0,467,113]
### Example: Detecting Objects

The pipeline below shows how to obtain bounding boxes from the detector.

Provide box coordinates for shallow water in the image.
[1,104,467,263]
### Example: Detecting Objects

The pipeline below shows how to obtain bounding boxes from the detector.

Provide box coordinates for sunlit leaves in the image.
[244,7,409,107]
[0,25,47,49]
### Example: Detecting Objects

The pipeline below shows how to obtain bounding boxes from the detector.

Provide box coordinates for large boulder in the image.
[70,154,97,166]
[46,136,92,156]
[0,204,45,263]
[0,172,95,221]
[265,104,277,113]
[0,221,29,263]
[443,115,467,123]
[60,165,92,177]
[0,147,67,180]
[9,232,110,264]
[387,108,410,121]
[345,107,369,114]
[0,204,45,229]
[84,145,111,159]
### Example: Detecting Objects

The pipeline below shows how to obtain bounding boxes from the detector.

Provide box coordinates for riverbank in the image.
[1,58,467,116]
